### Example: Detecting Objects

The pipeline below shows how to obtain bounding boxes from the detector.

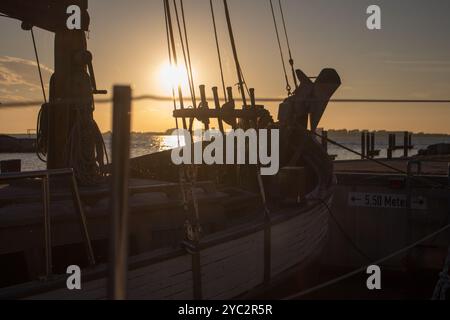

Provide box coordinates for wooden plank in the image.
[200,231,264,300]
[271,204,329,277]
[19,201,331,300]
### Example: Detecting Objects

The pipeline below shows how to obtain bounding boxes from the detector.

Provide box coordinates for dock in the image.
[335,156,450,176]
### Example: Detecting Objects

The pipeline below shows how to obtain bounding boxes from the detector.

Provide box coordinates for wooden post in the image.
[49,31,95,172]
[322,130,328,153]
[403,131,409,158]
[41,174,52,278]
[249,88,257,129]
[370,132,375,158]
[199,85,210,130]
[226,86,234,102]
[448,164,450,228]
[108,86,132,300]
[366,132,371,158]
[212,87,224,134]
[387,134,393,160]
[361,131,366,159]
[392,134,397,158]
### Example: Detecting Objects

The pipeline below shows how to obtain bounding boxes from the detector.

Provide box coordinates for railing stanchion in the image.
[70,172,96,266]
[108,86,132,300]
[42,174,52,278]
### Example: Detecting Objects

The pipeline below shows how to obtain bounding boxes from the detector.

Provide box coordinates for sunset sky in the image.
[1,0,450,134]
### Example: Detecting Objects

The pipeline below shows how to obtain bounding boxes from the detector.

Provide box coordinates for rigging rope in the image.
[163,0,201,241]
[278,0,298,90]
[30,28,48,163]
[30,29,47,103]
[163,0,180,138]
[165,0,188,130]
[4,97,450,109]
[210,0,227,101]
[313,198,373,262]
[180,0,197,108]
[223,0,247,106]
[269,0,291,95]
[173,0,196,109]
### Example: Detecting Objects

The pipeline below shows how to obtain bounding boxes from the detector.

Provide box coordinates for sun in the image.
[158,62,193,95]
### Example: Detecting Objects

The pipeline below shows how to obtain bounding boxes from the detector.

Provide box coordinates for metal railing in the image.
[0,168,95,278]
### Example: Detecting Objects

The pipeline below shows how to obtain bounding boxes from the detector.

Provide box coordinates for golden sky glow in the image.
[1,0,450,134]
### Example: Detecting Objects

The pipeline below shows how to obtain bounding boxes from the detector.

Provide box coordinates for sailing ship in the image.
[0,0,342,299]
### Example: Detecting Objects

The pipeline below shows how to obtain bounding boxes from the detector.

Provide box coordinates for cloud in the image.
[383,59,450,66]
[0,56,53,103]
[382,59,450,73]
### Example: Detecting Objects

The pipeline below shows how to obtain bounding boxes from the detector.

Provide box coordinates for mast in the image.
[0,0,101,183]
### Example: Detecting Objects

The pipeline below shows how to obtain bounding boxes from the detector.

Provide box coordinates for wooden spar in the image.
[1,2,92,172]
[223,0,247,107]
[173,107,268,120]
[212,87,225,133]
[165,0,187,130]
[109,86,132,300]
[249,88,258,128]
[199,85,210,130]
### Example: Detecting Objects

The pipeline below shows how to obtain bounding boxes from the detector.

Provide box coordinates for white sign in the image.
[348,192,427,210]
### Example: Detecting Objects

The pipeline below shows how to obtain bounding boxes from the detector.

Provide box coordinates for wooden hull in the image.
[1,195,331,300]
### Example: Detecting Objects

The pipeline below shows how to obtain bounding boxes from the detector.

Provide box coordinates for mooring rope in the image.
[311,130,448,189]
[313,198,373,262]
[283,223,450,300]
